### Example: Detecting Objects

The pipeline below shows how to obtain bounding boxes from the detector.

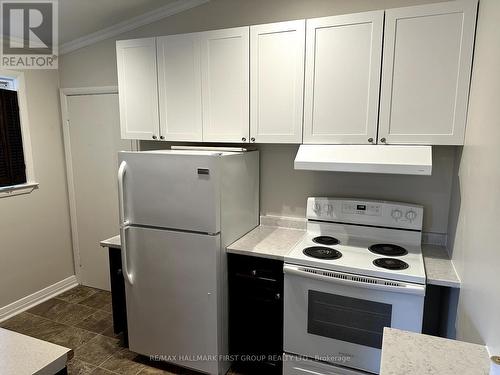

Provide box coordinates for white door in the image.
[157,33,203,141]
[201,27,250,143]
[303,11,383,145]
[66,93,133,290]
[379,1,477,145]
[118,151,221,234]
[116,38,160,141]
[250,20,305,144]
[123,226,219,374]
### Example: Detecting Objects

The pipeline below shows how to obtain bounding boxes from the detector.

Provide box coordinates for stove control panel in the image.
[306,197,424,231]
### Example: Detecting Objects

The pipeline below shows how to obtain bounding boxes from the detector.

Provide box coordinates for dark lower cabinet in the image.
[107,246,128,346]
[228,254,283,375]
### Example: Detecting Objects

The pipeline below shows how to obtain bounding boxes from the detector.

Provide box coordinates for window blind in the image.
[0,89,26,187]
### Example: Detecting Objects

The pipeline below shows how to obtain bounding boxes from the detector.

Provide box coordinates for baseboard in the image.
[0,275,79,323]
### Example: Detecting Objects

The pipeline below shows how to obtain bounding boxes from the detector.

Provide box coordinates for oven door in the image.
[283,264,425,374]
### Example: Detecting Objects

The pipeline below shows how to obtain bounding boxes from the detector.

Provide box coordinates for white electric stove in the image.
[283,197,427,375]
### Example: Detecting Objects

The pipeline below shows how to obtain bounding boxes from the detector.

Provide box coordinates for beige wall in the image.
[447,0,500,354]
[0,70,74,308]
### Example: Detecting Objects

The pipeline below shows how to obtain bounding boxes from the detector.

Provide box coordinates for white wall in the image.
[447,0,500,354]
[0,70,74,308]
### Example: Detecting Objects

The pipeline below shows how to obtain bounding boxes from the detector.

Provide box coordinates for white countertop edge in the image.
[37,354,70,375]
[425,277,461,288]
[100,234,121,248]
[0,328,72,375]
[226,247,286,261]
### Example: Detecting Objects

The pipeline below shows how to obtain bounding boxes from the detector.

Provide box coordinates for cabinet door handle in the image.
[251,137,255,142]
[242,137,247,142]
[380,137,386,143]
[251,269,257,276]
[368,137,374,143]
[152,135,157,140]
[275,293,281,300]
[160,135,164,140]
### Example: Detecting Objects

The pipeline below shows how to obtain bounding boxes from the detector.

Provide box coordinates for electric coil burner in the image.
[303,246,342,260]
[312,236,340,246]
[373,258,409,270]
[369,243,408,256]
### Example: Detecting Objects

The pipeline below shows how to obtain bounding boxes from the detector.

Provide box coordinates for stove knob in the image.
[326,204,334,216]
[313,202,322,214]
[391,209,403,220]
[406,210,417,221]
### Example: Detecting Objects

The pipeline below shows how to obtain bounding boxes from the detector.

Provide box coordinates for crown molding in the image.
[60,0,210,55]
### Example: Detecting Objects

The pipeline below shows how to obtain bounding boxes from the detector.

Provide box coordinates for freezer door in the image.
[119,151,221,233]
[123,226,221,374]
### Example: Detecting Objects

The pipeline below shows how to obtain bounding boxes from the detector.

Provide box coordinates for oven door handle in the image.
[283,264,425,296]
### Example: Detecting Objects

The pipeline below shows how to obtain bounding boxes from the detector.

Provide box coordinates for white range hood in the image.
[294,145,432,175]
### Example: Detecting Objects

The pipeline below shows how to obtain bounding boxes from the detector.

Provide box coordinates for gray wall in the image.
[260,145,454,234]
[447,0,500,354]
[60,0,454,235]
[59,0,441,88]
[0,70,74,308]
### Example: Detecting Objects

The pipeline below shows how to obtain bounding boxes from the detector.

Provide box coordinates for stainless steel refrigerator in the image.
[117,149,259,375]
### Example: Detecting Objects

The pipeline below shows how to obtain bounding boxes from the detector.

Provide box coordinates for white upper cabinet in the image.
[303,11,384,145]
[250,20,305,144]
[157,33,203,142]
[116,38,160,140]
[379,1,477,145]
[200,27,250,143]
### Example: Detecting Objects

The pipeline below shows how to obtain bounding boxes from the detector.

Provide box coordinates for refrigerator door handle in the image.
[120,226,133,285]
[118,161,128,227]
[118,161,133,285]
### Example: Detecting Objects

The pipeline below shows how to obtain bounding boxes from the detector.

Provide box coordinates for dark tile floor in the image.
[0,286,243,375]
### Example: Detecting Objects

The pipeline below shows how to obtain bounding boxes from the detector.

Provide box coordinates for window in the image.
[0,88,26,187]
[0,70,36,197]
[0,78,16,91]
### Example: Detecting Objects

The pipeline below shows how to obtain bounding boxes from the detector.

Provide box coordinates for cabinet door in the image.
[250,20,305,144]
[116,38,160,140]
[201,27,250,143]
[157,34,203,141]
[303,11,383,144]
[379,1,477,145]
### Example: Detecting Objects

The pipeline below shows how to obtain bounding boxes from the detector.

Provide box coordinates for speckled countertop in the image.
[226,225,306,260]
[99,218,461,287]
[422,245,460,288]
[100,235,121,249]
[0,327,72,374]
[380,328,490,375]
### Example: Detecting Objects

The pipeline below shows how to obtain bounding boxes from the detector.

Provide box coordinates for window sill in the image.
[0,182,39,198]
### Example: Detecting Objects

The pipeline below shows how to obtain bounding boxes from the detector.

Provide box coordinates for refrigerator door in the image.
[118,151,221,233]
[123,225,220,374]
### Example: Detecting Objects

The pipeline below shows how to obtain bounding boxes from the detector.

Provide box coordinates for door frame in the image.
[59,86,139,283]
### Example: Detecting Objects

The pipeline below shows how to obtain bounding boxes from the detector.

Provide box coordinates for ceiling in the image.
[59,0,182,45]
